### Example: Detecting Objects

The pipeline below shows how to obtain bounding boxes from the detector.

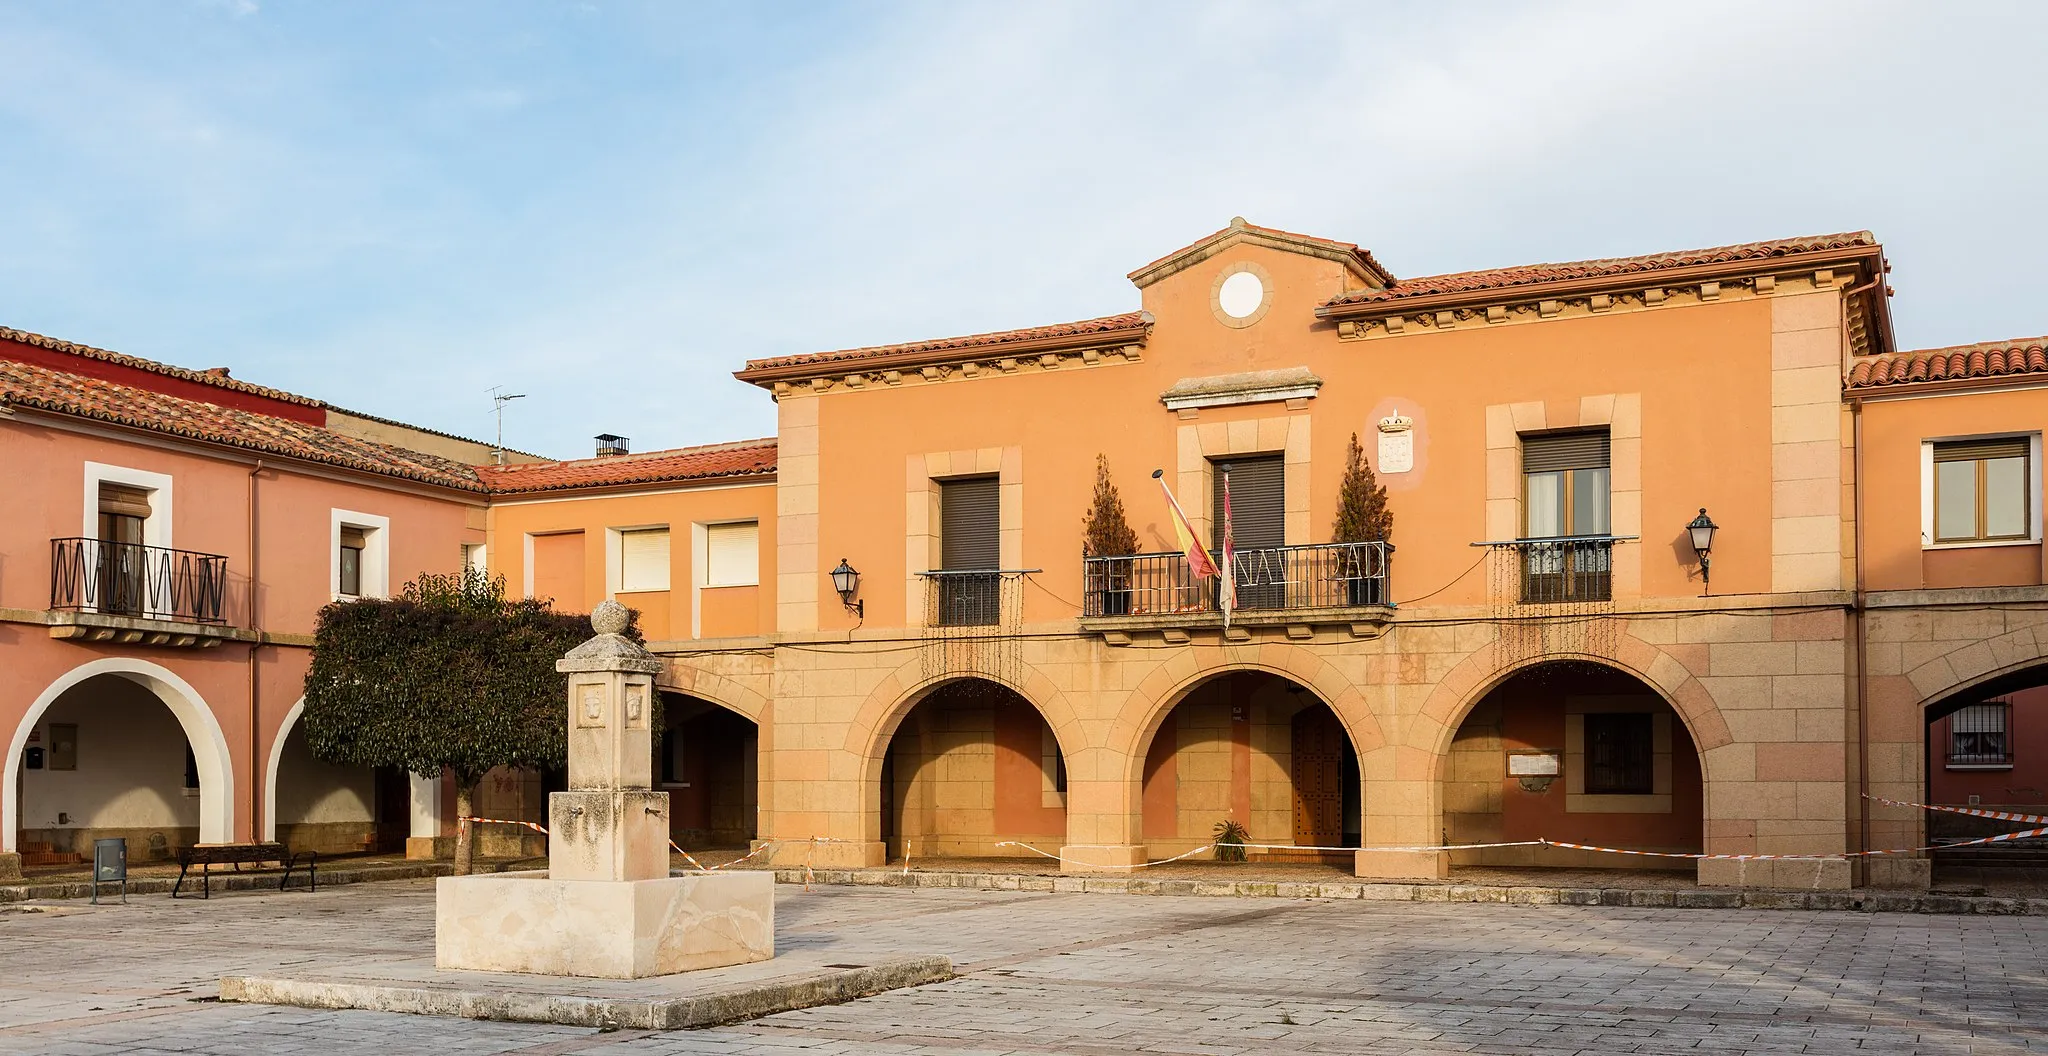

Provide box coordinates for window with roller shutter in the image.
[1932,437,2031,544]
[1212,455,1284,610]
[1520,430,1612,602]
[704,522,758,587]
[619,528,671,592]
[937,476,1000,625]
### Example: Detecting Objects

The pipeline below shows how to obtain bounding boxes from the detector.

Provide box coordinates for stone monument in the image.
[435,601,774,979]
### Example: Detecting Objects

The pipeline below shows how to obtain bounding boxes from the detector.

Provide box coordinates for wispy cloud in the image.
[2,1,2045,457]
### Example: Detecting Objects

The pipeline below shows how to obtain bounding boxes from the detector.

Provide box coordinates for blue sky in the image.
[3,1,2045,460]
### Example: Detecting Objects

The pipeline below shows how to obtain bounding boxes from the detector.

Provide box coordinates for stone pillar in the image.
[1057,751,1147,874]
[405,770,450,860]
[436,602,774,979]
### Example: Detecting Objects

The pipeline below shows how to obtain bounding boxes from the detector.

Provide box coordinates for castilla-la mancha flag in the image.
[1152,470,1219,580]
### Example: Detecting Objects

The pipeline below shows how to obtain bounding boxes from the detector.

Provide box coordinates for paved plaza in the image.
[3,878,2046,1055]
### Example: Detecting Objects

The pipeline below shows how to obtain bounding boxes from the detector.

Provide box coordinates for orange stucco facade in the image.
[9,221,2048,893]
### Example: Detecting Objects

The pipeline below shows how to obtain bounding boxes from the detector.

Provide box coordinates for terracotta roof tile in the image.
[1847,337,2048,392]
[1323,231,1877,307]
[739,313,1148,375]
[0,359,486,491]
[476,438,777,494]
[0,325,321,407]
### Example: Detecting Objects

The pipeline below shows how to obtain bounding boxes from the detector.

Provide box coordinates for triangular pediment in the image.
[1127,217,1394,291]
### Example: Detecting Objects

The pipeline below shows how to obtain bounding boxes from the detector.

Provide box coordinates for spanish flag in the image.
[1153,470,1219,579]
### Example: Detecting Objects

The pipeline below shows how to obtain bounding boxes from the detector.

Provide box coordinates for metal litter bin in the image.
[92,838,126,904]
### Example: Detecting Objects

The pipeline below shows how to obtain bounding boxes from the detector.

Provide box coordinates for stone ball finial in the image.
[590,600,630,637]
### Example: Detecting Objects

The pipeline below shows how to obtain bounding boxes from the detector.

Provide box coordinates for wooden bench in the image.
[172,843,317,899]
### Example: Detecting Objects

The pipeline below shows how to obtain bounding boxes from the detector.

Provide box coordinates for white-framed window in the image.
[461,543,487,576]
[82,462,173,551]
[617,527,672,593]
[331,510,391,600]
[1922,433,2042,548]
[703,521,759,587]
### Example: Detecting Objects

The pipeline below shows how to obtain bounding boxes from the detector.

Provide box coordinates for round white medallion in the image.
[1217,271,1266,320]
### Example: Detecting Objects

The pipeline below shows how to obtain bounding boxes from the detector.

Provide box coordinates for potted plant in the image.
[1082,454,1140,616]
[1213,818,1250,863]
[1332,432,1394,606]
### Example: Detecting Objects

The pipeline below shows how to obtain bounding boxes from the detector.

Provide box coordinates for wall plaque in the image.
[1507,751,1560,776]
[1377,413,1413,474]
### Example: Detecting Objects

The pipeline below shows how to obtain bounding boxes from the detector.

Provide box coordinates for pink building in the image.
[0,327,495,875]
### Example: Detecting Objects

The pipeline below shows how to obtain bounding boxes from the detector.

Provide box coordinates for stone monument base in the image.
[436,871,773,979]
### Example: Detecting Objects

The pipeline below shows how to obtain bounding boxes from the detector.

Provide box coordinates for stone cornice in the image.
[754,334,1147,399]
[1325,260,1889,359]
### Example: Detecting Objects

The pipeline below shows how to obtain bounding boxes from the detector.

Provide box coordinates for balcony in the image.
[921,570,1014,628]
[1081,541,1392,631]
[49,538,231,643]
[1477,536,1619,604]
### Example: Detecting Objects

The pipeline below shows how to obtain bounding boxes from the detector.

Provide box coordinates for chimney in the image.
[594,433,630,457]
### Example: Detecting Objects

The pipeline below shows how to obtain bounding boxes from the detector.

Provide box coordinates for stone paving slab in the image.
[221,952,953,1029]
[773,866,2048,915]
[7,878,2048,1054]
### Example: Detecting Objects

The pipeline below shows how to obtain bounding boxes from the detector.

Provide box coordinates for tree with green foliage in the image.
[301,566,637,874]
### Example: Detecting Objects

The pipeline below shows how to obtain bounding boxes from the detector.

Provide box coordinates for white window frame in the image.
[690,519,760,639]
[461,542,487,576]
[1920,432,2043,550]
[83,462,173,551]
[331,509,391,600]
[608,524,673,596]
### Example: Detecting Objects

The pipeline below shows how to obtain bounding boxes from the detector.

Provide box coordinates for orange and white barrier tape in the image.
[459,815,548,836]
[1863,794,2048,827]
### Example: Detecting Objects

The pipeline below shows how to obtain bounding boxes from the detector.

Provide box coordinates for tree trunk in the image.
[453,778,476,876]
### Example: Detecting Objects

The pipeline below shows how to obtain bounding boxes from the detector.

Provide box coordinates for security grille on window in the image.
[938,476,1000,626]
[619,528,671,592]
[704,522,759,587]
[1948,701,2012,766]
[1934,437,2030,543]
[339,526,367,597]
[1522,430,1612,602]
[1584,712,1653,794]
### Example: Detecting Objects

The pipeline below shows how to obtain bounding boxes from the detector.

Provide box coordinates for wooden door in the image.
[1292,706,1345,848]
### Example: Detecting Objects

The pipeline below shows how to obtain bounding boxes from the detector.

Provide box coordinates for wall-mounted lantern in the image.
[829,558,863,619]
[1686,508,1719,593]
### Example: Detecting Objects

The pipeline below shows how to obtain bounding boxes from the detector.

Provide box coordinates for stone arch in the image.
[1903,623,2048,716]
[261,697,306,844]
[847,659,1083,844]
[4,657,234,852]
[1113,644,1389,795]
[1412,635,1731,786]
[658,659,770,724]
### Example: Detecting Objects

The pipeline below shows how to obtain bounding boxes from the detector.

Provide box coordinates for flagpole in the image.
[1221,466,1235,630]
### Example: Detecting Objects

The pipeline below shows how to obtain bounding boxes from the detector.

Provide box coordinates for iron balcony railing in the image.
[919,569,1038,628]
[1082,541,1392,618]
[1479,535,1620,604]
[50,537,229,625]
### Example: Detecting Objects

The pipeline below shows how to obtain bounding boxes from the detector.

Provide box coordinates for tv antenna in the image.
[489,386,526,464]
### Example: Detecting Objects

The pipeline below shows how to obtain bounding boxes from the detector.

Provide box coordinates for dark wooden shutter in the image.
[1934,437,2028,463]
[940,476,1000,570]
[1212,456,1284,550]
[1522,431,1610,473]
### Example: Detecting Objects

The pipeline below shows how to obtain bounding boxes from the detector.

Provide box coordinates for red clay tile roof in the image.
[476,438,777,494]
[0,325,321,407]
[0,358,487,491]
[1847,337,2048,392]
[1322,231,1878,307]
[738,313,1149,376]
